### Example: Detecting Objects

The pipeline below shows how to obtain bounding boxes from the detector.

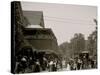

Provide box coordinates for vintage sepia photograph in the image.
[11,1,97,74]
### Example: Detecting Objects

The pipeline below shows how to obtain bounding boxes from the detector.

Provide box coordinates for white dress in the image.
[66,64,71,70]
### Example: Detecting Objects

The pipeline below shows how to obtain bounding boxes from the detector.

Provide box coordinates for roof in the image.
[23,11,44,28]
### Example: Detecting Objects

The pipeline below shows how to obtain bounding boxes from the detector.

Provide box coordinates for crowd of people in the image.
[14,48,97,73]
[15,51,61,73]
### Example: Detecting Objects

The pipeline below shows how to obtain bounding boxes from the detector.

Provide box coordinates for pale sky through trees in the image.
[21,2,97,45]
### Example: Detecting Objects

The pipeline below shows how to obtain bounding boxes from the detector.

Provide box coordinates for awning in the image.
[36,49,60,55]
[81,51,89,53]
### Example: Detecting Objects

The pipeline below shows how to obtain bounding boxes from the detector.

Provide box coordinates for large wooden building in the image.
[22,10,59,54]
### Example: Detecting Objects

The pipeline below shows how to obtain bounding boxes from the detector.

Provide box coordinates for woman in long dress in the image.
[66,63,71,71]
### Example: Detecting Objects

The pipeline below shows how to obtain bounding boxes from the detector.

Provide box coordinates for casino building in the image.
[12,2,60,73]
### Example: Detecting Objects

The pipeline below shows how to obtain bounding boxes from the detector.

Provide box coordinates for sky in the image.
[21,2,97,45]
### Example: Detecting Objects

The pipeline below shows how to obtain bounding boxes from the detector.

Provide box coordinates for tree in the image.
[59,42,71,57]
[87,19,97,57]
[70,33,85,57]
[59,33,85,58]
